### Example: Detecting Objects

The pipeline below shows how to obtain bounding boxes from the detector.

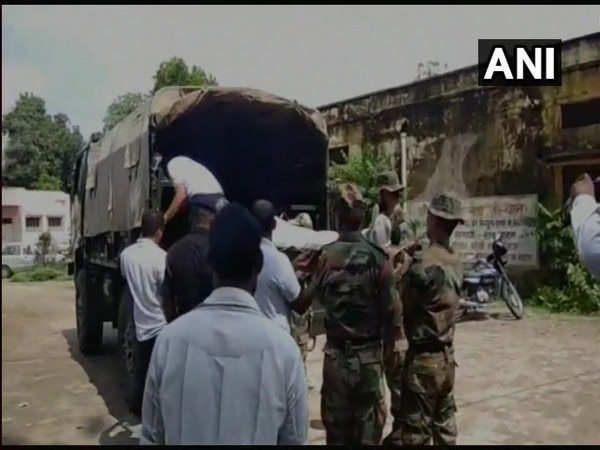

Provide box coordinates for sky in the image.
[2,5,599,138]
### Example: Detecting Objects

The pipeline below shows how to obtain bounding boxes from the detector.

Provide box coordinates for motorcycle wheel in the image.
[501,278,525,320]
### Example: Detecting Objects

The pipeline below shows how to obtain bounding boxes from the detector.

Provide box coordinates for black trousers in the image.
[129,336,157,415]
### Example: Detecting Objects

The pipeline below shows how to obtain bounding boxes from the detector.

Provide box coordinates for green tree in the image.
[530,204,600,314]
[35,231,53,266]
[329,144,391,204]
[151,56,218,94]
[102,91,149,132]
[103,57,217,132]
[2,93,83,192]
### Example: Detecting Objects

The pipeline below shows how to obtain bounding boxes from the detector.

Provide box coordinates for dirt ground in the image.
[2,280,599,445]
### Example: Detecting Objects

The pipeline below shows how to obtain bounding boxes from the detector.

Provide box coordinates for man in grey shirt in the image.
[252,200,316,389]
[251,200,303,333]
[141,203,308,445]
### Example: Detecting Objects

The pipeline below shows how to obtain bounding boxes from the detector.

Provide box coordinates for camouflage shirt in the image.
[390,204,416,248]
[290,308,311,345]
[401,243,463,348]
[307,231,402,341]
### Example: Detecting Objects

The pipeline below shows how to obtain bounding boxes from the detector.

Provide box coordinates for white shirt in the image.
[166,156,224,198]
[570,194,600,278]
[140,287,309,445]
[368,213,392,248]
[120,238,167,342]
[255,238,302,333]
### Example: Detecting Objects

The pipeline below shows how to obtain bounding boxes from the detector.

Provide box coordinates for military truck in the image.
[69,86,329,376]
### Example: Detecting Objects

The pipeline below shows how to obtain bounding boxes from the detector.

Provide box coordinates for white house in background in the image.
[2,187,71,250]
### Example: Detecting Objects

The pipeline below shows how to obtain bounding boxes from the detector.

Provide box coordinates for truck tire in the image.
[118,288,136,382]
[75,269,103,355]
[2,265,12,279]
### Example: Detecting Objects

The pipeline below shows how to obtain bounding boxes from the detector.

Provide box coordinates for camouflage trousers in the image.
[399,347,457,446]
[382,342,406,446]
[321,343,387,445]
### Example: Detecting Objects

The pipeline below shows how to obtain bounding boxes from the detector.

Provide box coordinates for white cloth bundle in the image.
[272,217,338,251]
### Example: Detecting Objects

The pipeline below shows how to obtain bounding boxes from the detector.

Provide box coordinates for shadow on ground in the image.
[457,307,521,324]
[62,327,140,445]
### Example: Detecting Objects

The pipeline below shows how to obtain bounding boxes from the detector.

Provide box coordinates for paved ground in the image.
[2,280,600,445]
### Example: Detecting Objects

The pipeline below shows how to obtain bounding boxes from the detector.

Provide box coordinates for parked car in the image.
[2,243,36,278]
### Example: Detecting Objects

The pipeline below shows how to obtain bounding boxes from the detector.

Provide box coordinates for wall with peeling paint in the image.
[319,32,600,204]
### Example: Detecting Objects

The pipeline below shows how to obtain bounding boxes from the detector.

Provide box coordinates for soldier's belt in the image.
[328,336,382,352]
[408,341,453,354]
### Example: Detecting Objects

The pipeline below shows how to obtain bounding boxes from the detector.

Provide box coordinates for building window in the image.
[561,98,600,129]
[329,145,350,165]
[25,216,41,229]
[2,217,12,225]
[561,163,600,202]
[48,216,63,228]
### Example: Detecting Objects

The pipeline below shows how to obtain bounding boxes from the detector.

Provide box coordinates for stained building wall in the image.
[319,32,600,206]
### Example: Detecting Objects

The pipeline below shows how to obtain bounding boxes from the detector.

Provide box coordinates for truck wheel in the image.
[2,265,12,279]
[75,270,103,355]
[118,289,136,382]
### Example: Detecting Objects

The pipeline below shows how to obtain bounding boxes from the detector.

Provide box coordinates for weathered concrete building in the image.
[319,32,600,206]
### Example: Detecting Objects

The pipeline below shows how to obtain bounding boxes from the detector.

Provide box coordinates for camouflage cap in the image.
[336,183,366,209]
[428,192,465,224]
[376,171,404,193]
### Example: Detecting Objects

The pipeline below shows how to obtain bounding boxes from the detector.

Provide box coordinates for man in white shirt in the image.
[119,210,167,416]
[366,171,406,248]
[252,201,316,390]
[570,173,600,278]
[141,203,309,445]
[163,155,228,223]
[251,200,303,333]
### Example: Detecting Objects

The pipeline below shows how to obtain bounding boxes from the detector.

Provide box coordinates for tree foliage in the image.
[2,93,84,192]
[102,92,149,132]
[530,204,600,314]
[103,57,218,133]
[328,144,392,204]
[151,56,218,94]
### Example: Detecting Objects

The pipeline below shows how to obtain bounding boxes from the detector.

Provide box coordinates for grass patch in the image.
[10,266,70,283]
[524,303,600,319]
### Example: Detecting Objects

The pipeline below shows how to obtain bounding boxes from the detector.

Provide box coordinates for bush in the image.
[328,145,425,243]
[529,204,600,314]
[329,144,391,205]
[10,266,70,283]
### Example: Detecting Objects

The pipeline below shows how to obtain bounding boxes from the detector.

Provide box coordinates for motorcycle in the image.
[457,233,525,321]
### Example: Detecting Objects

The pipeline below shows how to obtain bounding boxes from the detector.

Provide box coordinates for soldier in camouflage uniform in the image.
[290,308,313,386]
[399,192,465,446]
[288,214,316,390]
[368,171,416,249]
[294,183,403,445]
[363,171,411,446]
